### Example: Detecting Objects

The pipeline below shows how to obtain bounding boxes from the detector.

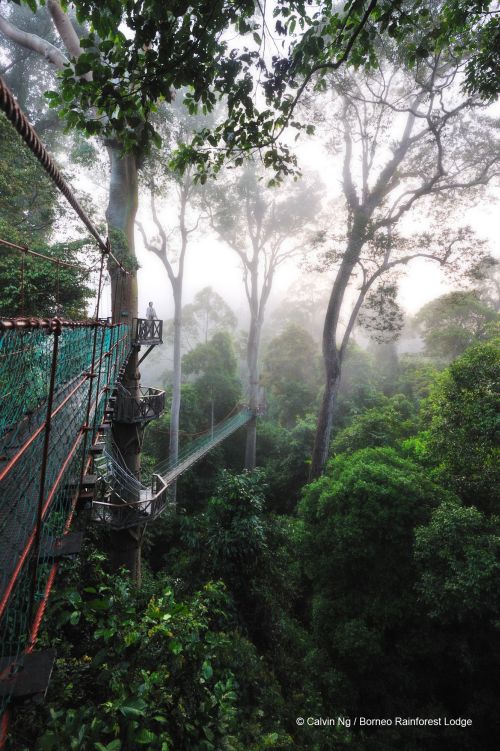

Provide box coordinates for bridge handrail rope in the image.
[0,75,129,276]
[155,409,253,480]
[0,237,98,274]
[92,408,252,520]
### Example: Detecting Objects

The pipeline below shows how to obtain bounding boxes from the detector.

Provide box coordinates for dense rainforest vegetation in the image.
[1,0,499,749]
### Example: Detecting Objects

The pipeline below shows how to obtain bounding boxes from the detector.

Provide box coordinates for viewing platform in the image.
[92,458,171,530]
[114,386,165,424]
[133,317,163,346]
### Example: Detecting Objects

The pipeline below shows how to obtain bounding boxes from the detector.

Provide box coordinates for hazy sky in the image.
[131,134,499,328]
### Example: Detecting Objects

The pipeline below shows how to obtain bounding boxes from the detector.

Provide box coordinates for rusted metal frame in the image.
[0,422,85,617]
[0,390,108,623]
[0,414,90,618]
[19,254,25,317]
[91,326,107,436]
[0,426,85,623]
[27,319,61,628]
[104,326,116,396]
[25,446,91,652]
[112,329,121,382]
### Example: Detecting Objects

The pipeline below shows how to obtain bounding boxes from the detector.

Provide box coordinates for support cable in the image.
[0,76,129,276]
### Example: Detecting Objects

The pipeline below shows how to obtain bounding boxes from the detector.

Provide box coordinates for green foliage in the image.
[256,416,316,514]
[10,549,292,751]
[0,240,94,318]
[262,324,322,427]
[0,113,56,244]
[183,332,242,421]
[332,394,416,454]
[299,448,454,713]
[168,287,237,350]
[415,501,500,621]
[333,343,383,430]
[0,114,93,317]
[427,339,499,511]
[414,291,498,361]
[394,354,441,402]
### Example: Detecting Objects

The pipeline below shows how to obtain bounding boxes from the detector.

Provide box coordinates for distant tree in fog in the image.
[137,101,208,491]
[164,286,237,352]
[207,162,321,469]
[414,291,498,362]
[307,56,499,477]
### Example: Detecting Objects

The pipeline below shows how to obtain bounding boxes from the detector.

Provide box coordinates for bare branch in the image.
[0,13,68,69]
[46,1,84,62]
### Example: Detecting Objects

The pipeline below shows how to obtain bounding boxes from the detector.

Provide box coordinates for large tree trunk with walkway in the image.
[106,145,143,582]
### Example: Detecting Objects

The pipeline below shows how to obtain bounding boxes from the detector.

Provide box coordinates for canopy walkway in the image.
[0,72,255,740]
[93,408,253,529]
[0,317,130,714]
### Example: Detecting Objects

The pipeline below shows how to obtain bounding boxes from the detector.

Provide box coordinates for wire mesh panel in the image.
[0,321,130,716]
[114,386,166,423]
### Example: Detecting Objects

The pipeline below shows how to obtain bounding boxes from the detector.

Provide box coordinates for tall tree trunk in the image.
[310,244,362,479]
[245,313,260,469]
[309,352,342,479]
[169,282,182,503]
[106,144,143,582]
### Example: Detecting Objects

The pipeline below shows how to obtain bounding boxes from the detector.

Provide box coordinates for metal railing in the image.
[114,386,165,423]
[133,318,162,345]
[92,454,171,530]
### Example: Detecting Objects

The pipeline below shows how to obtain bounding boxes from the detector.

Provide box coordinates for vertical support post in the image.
[80,254,105,483]
[19,252,25,316]
[28,319,61,633]
[105,325,116,390]
[92,323,107,434]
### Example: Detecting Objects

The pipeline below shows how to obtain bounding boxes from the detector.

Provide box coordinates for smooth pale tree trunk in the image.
[138,181,190,504]
[245,308,261,470]
[106,145,143,582]
[169,283,182,503]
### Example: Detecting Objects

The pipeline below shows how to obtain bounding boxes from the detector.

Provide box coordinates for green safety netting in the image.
[0,322,130,715]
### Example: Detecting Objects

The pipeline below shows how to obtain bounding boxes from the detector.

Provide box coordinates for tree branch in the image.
[0,13,68,69]
[46,0,83,61]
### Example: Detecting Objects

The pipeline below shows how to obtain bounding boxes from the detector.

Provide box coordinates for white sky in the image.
[131,133,499,327]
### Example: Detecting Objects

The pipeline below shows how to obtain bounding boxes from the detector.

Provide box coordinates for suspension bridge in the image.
[0,73,255,740]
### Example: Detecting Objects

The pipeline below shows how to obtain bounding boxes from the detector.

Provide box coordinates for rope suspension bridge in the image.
[0,74,255,741]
